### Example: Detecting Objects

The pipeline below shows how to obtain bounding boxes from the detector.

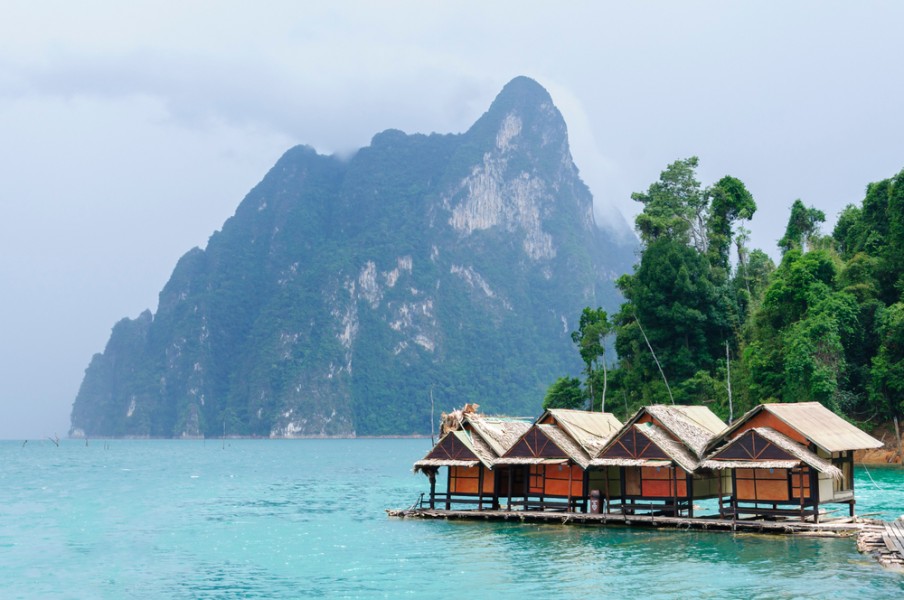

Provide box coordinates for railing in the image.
[424,492,590,513]
[605,497,693,517]
[721,500,820,521]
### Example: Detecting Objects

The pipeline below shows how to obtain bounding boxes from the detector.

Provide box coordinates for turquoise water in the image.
[0,439,901,599]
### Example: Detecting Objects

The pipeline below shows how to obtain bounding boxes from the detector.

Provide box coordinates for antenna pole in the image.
[726,340,733,424]
[430,385,436,445]
[635,314,673,404]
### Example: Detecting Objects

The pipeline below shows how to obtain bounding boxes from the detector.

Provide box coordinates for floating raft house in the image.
[397,402,902,568]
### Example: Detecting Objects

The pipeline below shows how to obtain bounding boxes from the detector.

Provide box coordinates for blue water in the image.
[0,439,901,599]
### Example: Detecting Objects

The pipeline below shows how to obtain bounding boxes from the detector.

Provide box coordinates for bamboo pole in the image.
[635,314,673,404]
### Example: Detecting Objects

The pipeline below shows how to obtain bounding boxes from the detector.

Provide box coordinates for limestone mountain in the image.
[70,76,637,438]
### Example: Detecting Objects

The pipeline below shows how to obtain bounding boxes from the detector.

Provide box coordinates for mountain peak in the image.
[70,76,636,439]
[466,76,568,154]
[491,76,554,112]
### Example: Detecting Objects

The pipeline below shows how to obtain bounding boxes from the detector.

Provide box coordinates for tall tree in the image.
[778,199,825,255]
[542,376,586,411]
[871,302,904,420]
[616,158,757,410]
[632,156,708,251]
[615,237,725,404]
[571,307,611,411]
[707,176,756,272]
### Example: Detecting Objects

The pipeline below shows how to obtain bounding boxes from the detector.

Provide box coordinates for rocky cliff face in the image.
[70,76,636,438]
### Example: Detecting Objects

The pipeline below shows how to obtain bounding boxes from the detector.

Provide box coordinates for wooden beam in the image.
[446,467,451,510]
[478,466,485,511]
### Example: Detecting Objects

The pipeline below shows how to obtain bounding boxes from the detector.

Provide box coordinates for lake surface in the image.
[1,439,901,599]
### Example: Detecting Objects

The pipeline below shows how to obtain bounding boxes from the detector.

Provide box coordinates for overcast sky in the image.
[1,2,902,439]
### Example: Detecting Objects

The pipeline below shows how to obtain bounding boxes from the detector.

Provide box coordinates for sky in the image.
[1,1,903,439]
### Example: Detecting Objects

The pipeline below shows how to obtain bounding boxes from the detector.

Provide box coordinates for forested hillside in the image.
[549,158,904,434]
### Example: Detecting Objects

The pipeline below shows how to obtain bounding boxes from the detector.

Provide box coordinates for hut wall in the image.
[529,465,544,494]
[634,413,665,431]
[817,471,836,501]
[633,466,688,498]
[790,466,812,499]
[691,471,725,497]
[734,412,808,446]
[588,468,620,496]
[722,470,733,494]
[736,468,793,501]
[542,464,583,497]
[448,466,494,495]
[735,466,815,502]
[821,449,854,494]
[836,451,854,492]
[496,465,527,499]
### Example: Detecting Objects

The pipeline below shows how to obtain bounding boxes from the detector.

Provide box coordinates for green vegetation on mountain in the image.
[558,158,904,431]
[70,76,636,438]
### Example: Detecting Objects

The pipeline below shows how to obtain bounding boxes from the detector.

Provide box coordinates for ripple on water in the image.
[1,440,902,599]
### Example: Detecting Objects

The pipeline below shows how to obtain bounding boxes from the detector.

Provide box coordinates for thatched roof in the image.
[413,408,532,472]
[540,423,596,469]
[495,411,623,469]
[439,403,481,436]
[493,423,594,468]
[707,402,882,454]
[465,415,533,457]
[701,427,843,479]
[545,409,623,457]
[492,457,568,466]
[591,422,700,472]
[413,429,487,472]
[413,458,480,470]
[611,405,726,460]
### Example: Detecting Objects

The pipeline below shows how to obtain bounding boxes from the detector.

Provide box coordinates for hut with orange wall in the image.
[701,402,882,520]
[591,405,729,517]
[493,409,622,512]
[414,407,531,510]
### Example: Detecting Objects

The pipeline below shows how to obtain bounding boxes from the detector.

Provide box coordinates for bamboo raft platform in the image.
[388,507,904,569]
[858,519,904,569]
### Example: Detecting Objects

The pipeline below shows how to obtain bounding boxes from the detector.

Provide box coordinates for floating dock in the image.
[388,507,903,569]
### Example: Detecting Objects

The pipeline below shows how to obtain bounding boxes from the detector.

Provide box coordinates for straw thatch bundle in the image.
[439,403,480,436]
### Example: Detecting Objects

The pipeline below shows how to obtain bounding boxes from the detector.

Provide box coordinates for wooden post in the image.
[718,469,724,517]
[671,466,678,517]
[798,465,805,520]
[687,473,694,518]
[567,463,573,513]
[604,468,611,514]
[620,467,626,512]
[847,451,855,517]
[809,465,819,523]
[731,470,738,522]
[445,468,451,510]
[507,468,513,511]
[429,470,436,509]
[478,467,485,511]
